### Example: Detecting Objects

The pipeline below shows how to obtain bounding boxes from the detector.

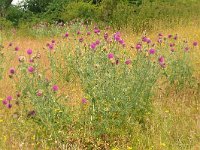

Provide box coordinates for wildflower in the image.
[77,31,81,35]
[157,38,162,43]
[27,110,36,117]
[149,48,156,55]
[108,53,114,59]
[94,28,100,34]
[52,85,59,92]
[184,47,189,52]
[16,92,20,98]
[158,33,163,37]
[158,56,165,64]
[142,36,148,42]
[15,46,19,51]
[90,43,96,50]
[114,32,121,41]
[2,99,7,105]
[79,37,84,43]
[28,66,35,73]
[29,58,34,63]
[95,40,100,45]
[116,59,119,65]
[136,44,142,50]
[174,34,178,40]
[37,90,43,96]
[48,44,54,50]
[169,43,175,47]
[7,96,12,101]
[171,48,175,52]
[146,38,151,44]
[9,68,15,74]
[168,34,172,38]
[82,98,87,104]
[27,49,33,55]
[7,104,12,109]
[51,40,55,44]
[158,56,166,68]
[87,32,91,36]
[119,39,125,45]
[104,33,108,40]
[9,42,13,46]
[125,59,131,65]
[193,41,198,46]
[65,32,69,38]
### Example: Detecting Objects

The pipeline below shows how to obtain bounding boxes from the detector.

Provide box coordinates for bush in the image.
[61,2,97,22]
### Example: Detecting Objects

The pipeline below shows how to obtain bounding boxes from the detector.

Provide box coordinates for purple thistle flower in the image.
[193,41,198,46]
[9,67,15,74]
[184,47,189,52]
[29,58,34,63]
[119,39,124,45]
[158,56,165,64]
[168,34,172,38]
[136,44,142,50]
[104,33,108,40]
[174,35,178,40]
[171,48,175,52]
[52,85,59,92]
[87,32,91,36]
[142,36,148,42]
[2,99,7,105]
[158,56,166,68]
[37,90,43,96]
[90,43,96,50]
[51,40,55,44]
[81,98,87,104]
[158,33,163,37]
[48,44,54,50]
[79,37,84,43]
[116,59,119,65]
[9,42,13,47]
[149,48,156,54]
[77,31,81,35]
[28,66,35,73]
[27,110,36,117]
[95,40,100,45]
[169,43,175,47]
[16,92,21,98]
[27,49,33,55]
[7,96,12,101]
[125,59,131,65]
[94,29,100,34]
[15,46,19,51]
[146,38,151,44]
[157,38,162,43]
[65,32,69,38]
[114,32,121,41]
[108,53,114,59]
[7,104,12,109]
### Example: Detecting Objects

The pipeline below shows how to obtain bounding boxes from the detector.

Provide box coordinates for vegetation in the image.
[1,0,200,32]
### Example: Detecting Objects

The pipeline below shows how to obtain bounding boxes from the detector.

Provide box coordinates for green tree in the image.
[23,0,54,13]
[0,0,13,17]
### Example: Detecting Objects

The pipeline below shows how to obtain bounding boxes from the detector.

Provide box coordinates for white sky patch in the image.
[12,0,23,5]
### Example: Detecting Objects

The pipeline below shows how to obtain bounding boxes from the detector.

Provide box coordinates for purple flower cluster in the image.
[2,96,13,109]
[113,32,125,47]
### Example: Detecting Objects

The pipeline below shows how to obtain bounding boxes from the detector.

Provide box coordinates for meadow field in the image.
[0,0,200,149]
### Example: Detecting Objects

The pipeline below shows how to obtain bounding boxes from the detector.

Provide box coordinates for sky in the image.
[12,0,23,5]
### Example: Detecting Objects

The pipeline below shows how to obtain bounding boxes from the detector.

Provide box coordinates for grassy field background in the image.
[0,22,199,149]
